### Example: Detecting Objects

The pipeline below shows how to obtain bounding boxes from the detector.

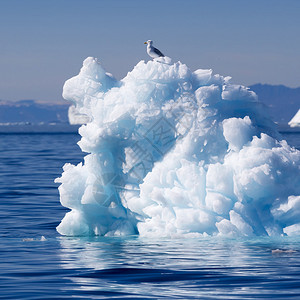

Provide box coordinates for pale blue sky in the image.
[0,0,299,102]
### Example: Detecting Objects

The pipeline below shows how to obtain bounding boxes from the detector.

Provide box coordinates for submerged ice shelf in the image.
[55,57,300,237]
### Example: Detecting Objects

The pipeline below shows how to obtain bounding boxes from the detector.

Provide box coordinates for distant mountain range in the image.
[0,84,299,124]
[0,100,69,124]
[249,84,300,124]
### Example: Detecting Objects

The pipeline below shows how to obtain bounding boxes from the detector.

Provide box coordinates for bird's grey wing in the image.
[153,47,164,57]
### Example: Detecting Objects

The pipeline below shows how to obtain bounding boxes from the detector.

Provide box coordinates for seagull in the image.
[144,40,165,59]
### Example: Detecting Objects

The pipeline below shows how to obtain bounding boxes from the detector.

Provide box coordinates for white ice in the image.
[68,105,90,125]
[55,56,300,237]
[289,109,300,128]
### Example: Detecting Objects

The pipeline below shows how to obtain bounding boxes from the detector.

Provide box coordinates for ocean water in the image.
[0,132,300,299]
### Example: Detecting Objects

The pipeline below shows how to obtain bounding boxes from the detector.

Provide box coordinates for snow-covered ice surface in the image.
[289,109,300,128]
[56,57,300,237]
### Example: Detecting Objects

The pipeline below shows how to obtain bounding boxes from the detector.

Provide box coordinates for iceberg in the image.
[68,105,91,125]
[55,56,300,237]
[289,109,300,128]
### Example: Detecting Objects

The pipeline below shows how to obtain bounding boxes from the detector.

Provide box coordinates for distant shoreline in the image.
[0,122,299,134]
[0,123,80,134]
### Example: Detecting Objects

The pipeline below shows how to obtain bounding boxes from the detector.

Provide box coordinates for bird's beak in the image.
[144,42,147,44]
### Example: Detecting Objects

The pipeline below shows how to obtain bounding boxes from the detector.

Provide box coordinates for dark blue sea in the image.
[1,131,300,299]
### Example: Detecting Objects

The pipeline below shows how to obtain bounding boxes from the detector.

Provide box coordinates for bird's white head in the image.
[144,40,153,46]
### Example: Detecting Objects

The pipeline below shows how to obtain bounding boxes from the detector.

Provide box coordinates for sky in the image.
[0,0,300,102]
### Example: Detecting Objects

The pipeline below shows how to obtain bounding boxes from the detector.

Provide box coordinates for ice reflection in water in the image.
[58,236,300,299]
